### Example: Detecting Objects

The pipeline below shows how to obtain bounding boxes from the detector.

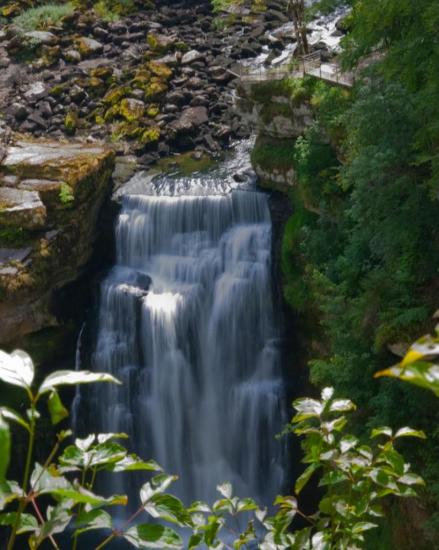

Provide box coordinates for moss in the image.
[59,183,74,205]
[49,83,67,97]
[260,101,294,125]
[0,227,33,247]
[103,85,130,105]
[64,111,78,134]
[251,135,296,173]
[12,2,74,31]
[140,126,160,144]
[120,98,145,122]
[146,104,160,118]
[143,78,167,100]
[90,66,113,80]
[250,76,315,107]
[147,61,172,80]
[104,104,120,122]
[156,151,216,176]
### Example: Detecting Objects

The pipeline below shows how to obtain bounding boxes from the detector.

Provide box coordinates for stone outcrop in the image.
[0,139,115,344]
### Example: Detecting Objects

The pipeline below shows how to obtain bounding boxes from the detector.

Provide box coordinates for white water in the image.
[76,147,286,508]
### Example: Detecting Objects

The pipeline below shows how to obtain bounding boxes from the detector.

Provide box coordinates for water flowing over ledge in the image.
[75,143,287,509]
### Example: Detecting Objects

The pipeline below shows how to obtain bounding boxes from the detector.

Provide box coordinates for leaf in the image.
[48,391,69,425]
[329,399,356,413]
[29,503,71,547]
[319,470,348,487]
[398,473,425,486]
[188,534,203,549]
[111,456,162,473]
[140,474,177,504]
[352,522,378,534]
[217,482,232,499]
[144,494,192,527]
[97,432,129,444]
[394,427,426,439]
[0,349,34,389]
[75,509,112,535]
[293,398,323,421]
[75,434,96,451]
[339,435,358,453]
[0,480,23,511]
[0,512,38,534]
[371,426,393,438]
[295,463,320,494]
[50,486,127,507]
[124,523,183,549]
[38,370,121,395]
[321,387,334,401]
[401,335,439,367]
[30,463,70,494]
[0,407,30,432]
[375,362,439,397]
[0,414,10,481]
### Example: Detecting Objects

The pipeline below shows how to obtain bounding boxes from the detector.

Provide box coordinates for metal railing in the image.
[234,51,354,88]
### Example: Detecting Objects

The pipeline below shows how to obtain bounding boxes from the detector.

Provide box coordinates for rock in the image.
[69,85,86,104]
[120,98,145,122]
[10,103,29,122]
[181,49,203,65]
[76,37,104,57]
[23,81,47,102]
[0,187,46,229]
[171,106,208,134]
[0,139,115,344]
[24,31,57,45]
[64,49,81,63]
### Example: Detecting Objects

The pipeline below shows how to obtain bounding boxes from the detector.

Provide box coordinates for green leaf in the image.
[75,509,112,535]
[0,407,30,432]
[140,474,177,504]
[352,521,378,534]
[50,486,127,507]
[295,462,320,494]
[0,480,23,511]
[398,473,425,486]
[48,391,69,425]
[0,349,34,389]
[394,427,426,439]
[0,512,38,534]
[188,534,203,549]
[319,470,348,487]
[371,426,393,438]
[97,432,129,444]
[30,463,70,494]
[329,399,356,413]
[29,503,71,547]
[217,481,232,499]
[124,523,183,549]
[144,494,192,527]
[375,361,439,397]
[293,398,323,421]
[111,456,162,473]
[0,414,10,481]
[38,370,121,395]
[339,434,358,453]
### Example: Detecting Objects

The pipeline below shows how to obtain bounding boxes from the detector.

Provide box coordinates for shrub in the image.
[13,2,74,31]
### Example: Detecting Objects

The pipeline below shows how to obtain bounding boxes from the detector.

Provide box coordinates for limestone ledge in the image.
[0,138,115,344]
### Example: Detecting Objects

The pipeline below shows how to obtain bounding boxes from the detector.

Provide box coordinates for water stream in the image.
[75,144,287,510]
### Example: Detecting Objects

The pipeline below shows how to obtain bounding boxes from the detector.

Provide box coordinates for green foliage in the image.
[13,3,74,31]
[0,227,32,247]
[59,183,74,204]
[0,347,426,549]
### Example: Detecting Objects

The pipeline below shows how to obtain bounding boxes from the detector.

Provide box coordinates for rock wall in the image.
[0,139,115,346]
[236,79,314,191]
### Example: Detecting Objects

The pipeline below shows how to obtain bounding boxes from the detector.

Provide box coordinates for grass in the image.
[13,2,74,32]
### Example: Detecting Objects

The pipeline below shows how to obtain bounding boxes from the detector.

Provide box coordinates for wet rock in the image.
[171,106,208,134]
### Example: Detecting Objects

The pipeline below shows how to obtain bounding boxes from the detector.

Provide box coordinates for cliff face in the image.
[236,79,314,192]
[0,139,115,346]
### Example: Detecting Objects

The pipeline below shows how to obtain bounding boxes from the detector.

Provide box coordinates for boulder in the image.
[0,187,46,229]
[181,49,203,65]
[171,106,209,134]
[76,37,104,57]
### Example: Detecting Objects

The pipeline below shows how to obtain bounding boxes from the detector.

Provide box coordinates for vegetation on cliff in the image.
[271,0,439,544]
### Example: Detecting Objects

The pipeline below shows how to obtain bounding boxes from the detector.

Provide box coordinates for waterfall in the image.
[78,148,286,508]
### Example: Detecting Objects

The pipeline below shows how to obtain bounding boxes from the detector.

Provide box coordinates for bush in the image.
[13,2,74,31]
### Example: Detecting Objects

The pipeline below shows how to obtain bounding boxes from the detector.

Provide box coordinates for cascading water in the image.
[76,144,287,509]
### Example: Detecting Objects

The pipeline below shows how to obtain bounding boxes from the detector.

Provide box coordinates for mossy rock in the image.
[103,85,130,105]
[64,111,79,135]
[146,104,160,118]
[0,227,33,247]
[143,77,168,100]
[147,61,172,80]
[120,98,145,122]
[49,83,68,97]
[139,126,160,145]
[104,104,121,122]
[90,66,113,80]
[146,32,175,53]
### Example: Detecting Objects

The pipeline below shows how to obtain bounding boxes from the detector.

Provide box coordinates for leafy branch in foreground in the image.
[0,349,426,549]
